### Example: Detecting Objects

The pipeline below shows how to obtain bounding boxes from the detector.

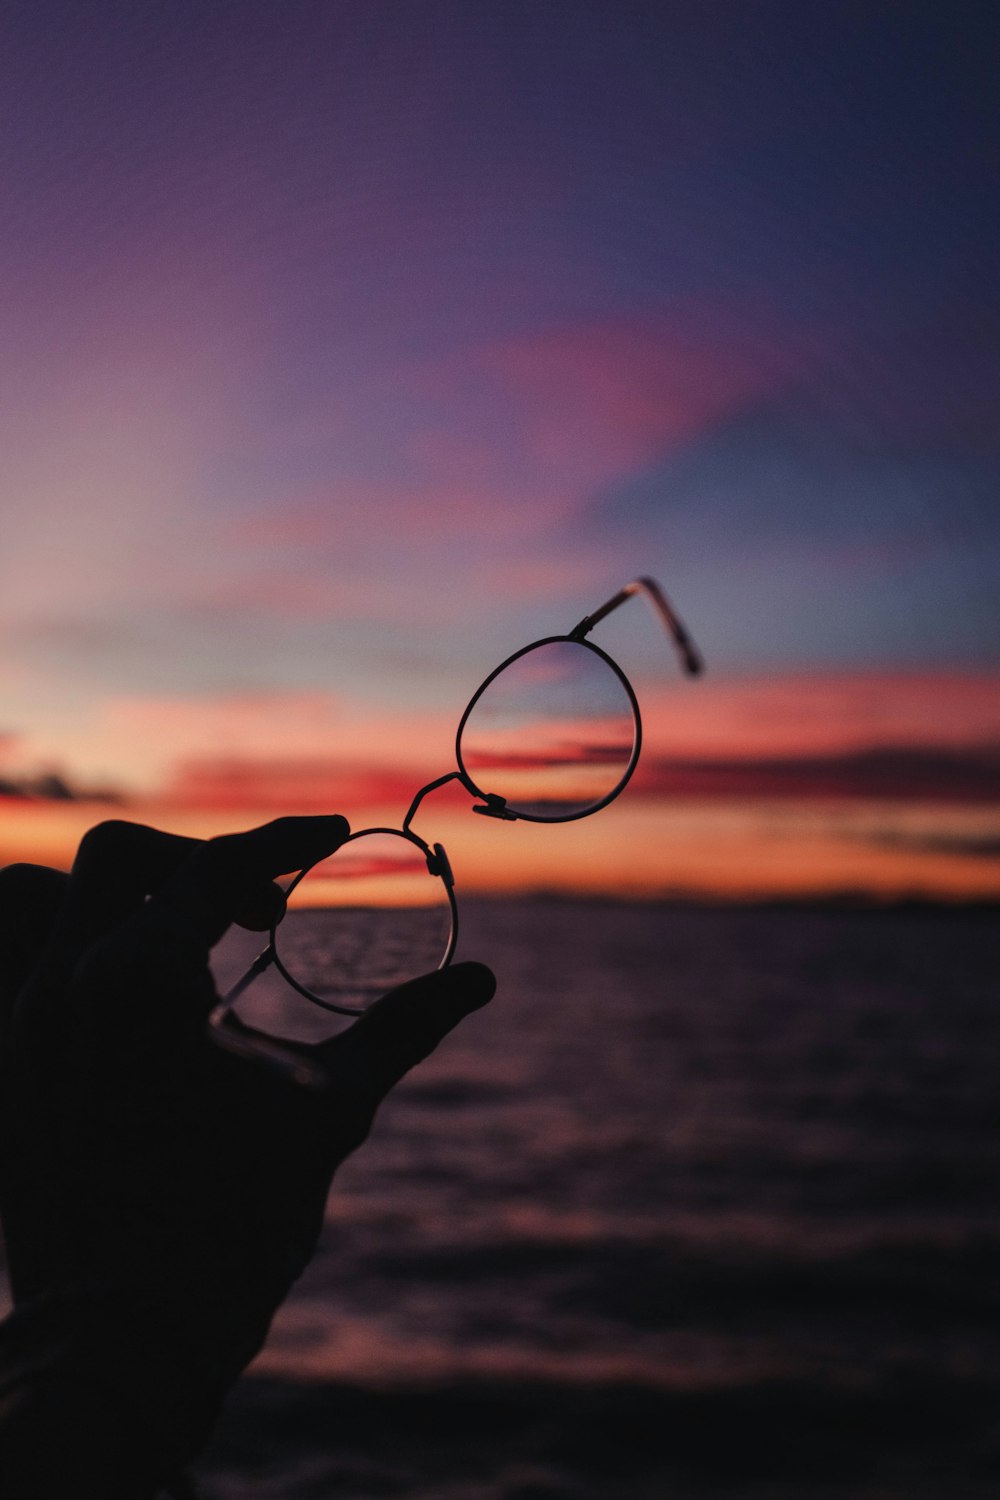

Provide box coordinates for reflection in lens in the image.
[458,639,637,820]
[272,830,453,1012]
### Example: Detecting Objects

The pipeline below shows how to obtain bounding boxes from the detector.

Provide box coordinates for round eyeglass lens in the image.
[458,639,638,820]
[272,830,454,1014]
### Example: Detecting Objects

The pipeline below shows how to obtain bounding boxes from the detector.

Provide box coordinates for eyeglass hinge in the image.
[568,615,594,641]
[471,793,518,821]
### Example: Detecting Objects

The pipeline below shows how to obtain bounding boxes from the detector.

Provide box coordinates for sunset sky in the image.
[1,2,998,899]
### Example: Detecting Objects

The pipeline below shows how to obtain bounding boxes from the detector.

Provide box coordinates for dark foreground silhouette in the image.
[0,817,494,1497]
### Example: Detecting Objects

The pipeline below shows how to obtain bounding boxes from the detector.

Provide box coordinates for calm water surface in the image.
[4,903,997,1496]
[199,902,1000,1498]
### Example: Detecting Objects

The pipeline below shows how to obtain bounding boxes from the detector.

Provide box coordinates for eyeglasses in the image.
[210,577,701,1055]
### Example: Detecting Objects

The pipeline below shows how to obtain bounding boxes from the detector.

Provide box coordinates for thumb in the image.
[322,961,495,1104]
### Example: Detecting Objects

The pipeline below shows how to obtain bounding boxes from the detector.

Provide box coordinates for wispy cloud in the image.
[634,745,1000,805]
[410,311,796,494]
[575,393,1000,669]
[164,757,422,814]
[11,670,1000,801]
[635,672,1000,757]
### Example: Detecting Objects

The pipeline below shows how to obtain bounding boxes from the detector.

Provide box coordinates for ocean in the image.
[2,901,998,1496]
[198,901,1000,1498]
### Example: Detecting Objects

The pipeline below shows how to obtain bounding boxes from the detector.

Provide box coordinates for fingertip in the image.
[149,814,354,948]
[0,862,70,909]
[243,814,352,873]
[437,960,496,1011]
[321,813,351,853]
[233,880,287,932]
[324,959,496,1095]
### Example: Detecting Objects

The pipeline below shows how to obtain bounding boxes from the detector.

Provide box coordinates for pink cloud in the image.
[164,756,423,813]
[636,672,1000,759]
[31,671,1000,815]
[199,487,615,622]
[292,849,429,882]
[181,571,408,621]
[471,554,612,601]
[79,690,458,794]
[230,479,506,550]
[413,311,797,490]
[138,671,1000,816]
[463,739,634,771]
[179,552,608,626]
[193,308,800,631]
[632,747,1000,805]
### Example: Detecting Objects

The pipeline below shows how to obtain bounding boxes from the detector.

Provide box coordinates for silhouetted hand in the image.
[0,817,494,1497]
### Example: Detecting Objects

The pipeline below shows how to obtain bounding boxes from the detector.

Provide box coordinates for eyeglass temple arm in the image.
[207,954,330,1089]
[569,576,703,676]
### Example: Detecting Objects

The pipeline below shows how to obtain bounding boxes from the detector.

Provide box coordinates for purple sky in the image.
[1,1,997,793]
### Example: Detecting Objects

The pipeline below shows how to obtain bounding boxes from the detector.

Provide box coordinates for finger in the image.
[62,821,288,941]
[52,821,202,972]
[59,817,349,1052]
[0,864,70,1017]
[232,881,287,932]
[71,819,289,936]
[323,961,495,1106]
[149,815,350,949]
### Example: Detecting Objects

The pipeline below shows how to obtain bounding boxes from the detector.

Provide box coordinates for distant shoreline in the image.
[296,890,1000,914]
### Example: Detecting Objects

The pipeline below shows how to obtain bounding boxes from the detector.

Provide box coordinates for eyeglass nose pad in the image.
[471,794,517,822]
[425,842,455,887]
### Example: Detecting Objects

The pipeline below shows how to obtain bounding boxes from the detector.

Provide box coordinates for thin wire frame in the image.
[209,576,701,1049]
[454,635,642,824]
[270,825,459,1015]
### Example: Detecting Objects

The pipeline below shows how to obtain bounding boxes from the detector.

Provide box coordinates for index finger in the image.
[150,815,351,949]
[62,816,352,1053]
